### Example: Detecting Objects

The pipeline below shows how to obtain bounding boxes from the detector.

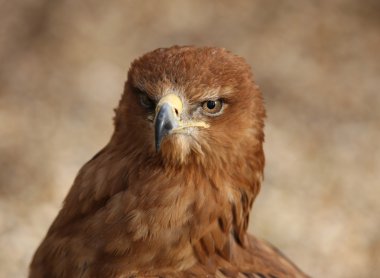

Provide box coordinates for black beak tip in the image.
[155,140,161,153]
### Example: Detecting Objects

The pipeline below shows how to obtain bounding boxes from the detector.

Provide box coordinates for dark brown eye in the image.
[202,99,223,115]
[139,93,155,109]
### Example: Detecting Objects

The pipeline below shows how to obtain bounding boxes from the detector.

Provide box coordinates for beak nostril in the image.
[174,108,179,116]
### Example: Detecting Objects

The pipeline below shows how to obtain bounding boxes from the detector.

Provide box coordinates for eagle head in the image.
[114,46,265,171]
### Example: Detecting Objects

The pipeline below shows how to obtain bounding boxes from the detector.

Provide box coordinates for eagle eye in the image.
[202,99,223,115]
[139,93,155,109]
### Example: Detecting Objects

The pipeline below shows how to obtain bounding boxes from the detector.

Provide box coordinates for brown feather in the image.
[29,46,308,278]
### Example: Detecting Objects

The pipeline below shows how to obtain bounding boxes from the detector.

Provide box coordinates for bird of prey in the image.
[29,46,308,278]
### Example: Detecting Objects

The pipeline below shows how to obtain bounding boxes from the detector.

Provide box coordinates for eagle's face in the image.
[115,46,265,168]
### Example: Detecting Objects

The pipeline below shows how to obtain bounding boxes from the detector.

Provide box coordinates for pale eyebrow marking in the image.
[200,86,234,101]
[220,86,234,97]
[203,88,220,100]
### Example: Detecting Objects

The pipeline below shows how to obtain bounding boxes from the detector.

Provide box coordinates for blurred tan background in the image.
[1,0,379,277]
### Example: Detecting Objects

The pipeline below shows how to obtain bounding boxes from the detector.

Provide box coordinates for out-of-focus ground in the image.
[0,1,379,277]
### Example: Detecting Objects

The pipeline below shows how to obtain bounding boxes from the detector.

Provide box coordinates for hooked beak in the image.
[154,94,183,152]
[154,93,210,152]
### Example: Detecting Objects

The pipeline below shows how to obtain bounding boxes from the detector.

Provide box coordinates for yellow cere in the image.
[156,93,209,130]
[156,94,183,116]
